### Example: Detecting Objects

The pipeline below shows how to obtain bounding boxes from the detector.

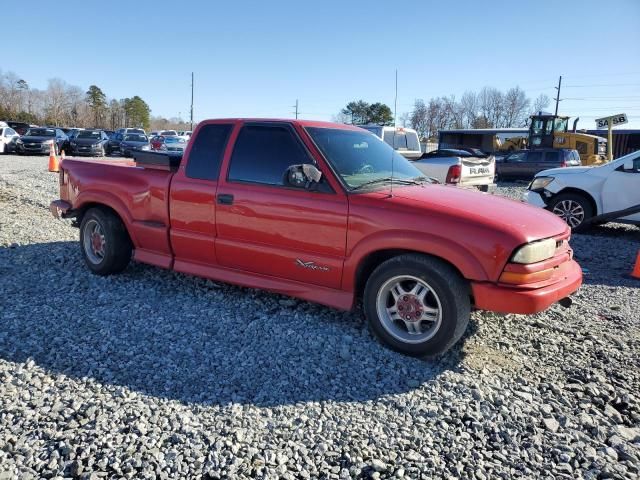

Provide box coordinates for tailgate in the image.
[459,156,495,186]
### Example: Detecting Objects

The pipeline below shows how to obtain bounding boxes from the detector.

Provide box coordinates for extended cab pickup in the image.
[50,119,582,357]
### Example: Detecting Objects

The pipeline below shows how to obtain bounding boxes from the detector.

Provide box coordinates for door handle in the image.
[217,193,234,205]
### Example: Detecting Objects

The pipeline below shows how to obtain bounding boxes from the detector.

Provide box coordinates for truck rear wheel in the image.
[363,254,470,358]
[79,208,132,275]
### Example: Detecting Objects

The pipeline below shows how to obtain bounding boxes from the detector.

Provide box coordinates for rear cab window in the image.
[185,124,233,181]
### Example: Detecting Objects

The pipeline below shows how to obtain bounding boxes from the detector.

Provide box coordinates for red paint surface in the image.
[53,119,582,313]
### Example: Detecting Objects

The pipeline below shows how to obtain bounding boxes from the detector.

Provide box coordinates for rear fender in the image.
[74,190,139,246]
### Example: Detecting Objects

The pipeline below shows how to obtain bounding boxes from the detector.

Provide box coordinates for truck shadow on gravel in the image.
[0,241,470,407]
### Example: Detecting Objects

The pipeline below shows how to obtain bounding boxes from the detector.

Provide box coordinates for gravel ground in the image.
[1,155,639,479]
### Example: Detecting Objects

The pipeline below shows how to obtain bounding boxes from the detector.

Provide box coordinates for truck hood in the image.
[389,184,568,243]
[536,166,594,176]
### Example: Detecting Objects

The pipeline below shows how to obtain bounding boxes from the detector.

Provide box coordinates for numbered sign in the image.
[595,114,628,129]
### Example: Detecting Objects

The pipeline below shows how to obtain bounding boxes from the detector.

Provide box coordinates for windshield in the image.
[554,118,568,132]
[77,131,102,139]
[124,134,147,142]
[306,127,427,190]
[161,130,177,136]
[165,136,185,144]
[26,128,55,137]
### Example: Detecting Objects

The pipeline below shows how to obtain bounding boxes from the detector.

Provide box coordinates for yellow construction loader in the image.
[528,112,608,165]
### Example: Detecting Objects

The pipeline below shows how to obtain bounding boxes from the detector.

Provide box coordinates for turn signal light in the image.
[499,268,555,285]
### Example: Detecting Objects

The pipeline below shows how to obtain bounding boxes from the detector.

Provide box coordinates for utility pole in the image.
[554,75,562,117]
[190,72,194,131]
[292,99,299,119]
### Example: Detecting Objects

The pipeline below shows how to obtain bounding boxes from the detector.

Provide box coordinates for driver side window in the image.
[227,124,313,186]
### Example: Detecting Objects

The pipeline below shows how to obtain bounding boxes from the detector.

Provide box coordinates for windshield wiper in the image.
[351,177,425,191]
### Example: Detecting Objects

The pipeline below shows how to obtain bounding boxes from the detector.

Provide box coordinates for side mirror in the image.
[284,164,322,189]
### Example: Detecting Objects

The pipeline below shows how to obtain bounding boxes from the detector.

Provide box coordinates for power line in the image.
[563,83,640,88]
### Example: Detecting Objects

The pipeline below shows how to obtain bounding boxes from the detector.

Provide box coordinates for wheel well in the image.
[553,188,598,215]
[354,249,466,299]
[75,203,132,242]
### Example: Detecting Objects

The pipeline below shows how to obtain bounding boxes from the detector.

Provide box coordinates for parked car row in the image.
[0,120,194,157]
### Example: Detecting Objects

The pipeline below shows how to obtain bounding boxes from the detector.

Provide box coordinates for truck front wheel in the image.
[363,254,470,358]
[80,208,132,275]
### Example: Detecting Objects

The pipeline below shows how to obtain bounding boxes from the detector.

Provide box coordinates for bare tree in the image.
[459,91,478,128]
[409,99,429,139]
[332,111,351,124]
[533,94,551,114]
[503,86,530,127]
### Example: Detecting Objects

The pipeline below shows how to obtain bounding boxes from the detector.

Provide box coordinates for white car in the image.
[524,151,640,230]
[0,125,20,154]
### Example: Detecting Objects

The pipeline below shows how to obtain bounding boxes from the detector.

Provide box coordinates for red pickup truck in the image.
[50,119,582,357]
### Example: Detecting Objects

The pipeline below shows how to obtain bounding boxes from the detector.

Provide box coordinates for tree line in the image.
[337,87,551,140]
[0,69,180,131]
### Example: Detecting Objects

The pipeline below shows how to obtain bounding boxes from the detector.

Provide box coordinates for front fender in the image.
[342,229,490,292]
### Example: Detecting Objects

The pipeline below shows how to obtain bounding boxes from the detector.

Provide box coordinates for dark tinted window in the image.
[185,124,232,181]
[527,152,543,162]
[544,151,559,163]
[228,125,311,185]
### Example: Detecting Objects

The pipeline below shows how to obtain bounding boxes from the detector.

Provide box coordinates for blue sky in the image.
[4,0,640,128]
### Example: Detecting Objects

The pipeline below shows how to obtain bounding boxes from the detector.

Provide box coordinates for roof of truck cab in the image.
[199,118,364,131]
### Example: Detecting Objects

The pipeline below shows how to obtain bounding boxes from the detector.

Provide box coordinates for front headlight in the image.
[16,138,23,144]
[511,238,556,264]
[140,144,150,151]
[529,176,554,192]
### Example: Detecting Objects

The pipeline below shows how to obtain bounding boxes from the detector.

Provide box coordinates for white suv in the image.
[524,151,640,230]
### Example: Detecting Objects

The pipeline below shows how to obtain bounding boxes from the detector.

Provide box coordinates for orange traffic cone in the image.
[631,251,640,280]
[48,143,59,173]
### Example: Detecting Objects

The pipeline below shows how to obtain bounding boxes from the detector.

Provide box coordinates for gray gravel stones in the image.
[1,156,639,479]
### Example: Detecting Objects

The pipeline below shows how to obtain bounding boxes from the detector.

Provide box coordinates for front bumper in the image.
[17,143,50,154]
[471,259,582,314]
[523,190,548,207]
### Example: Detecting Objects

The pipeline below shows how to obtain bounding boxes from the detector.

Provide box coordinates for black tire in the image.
[79,208,132,275]
[547,192,594,232]
[363,254,471,358]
